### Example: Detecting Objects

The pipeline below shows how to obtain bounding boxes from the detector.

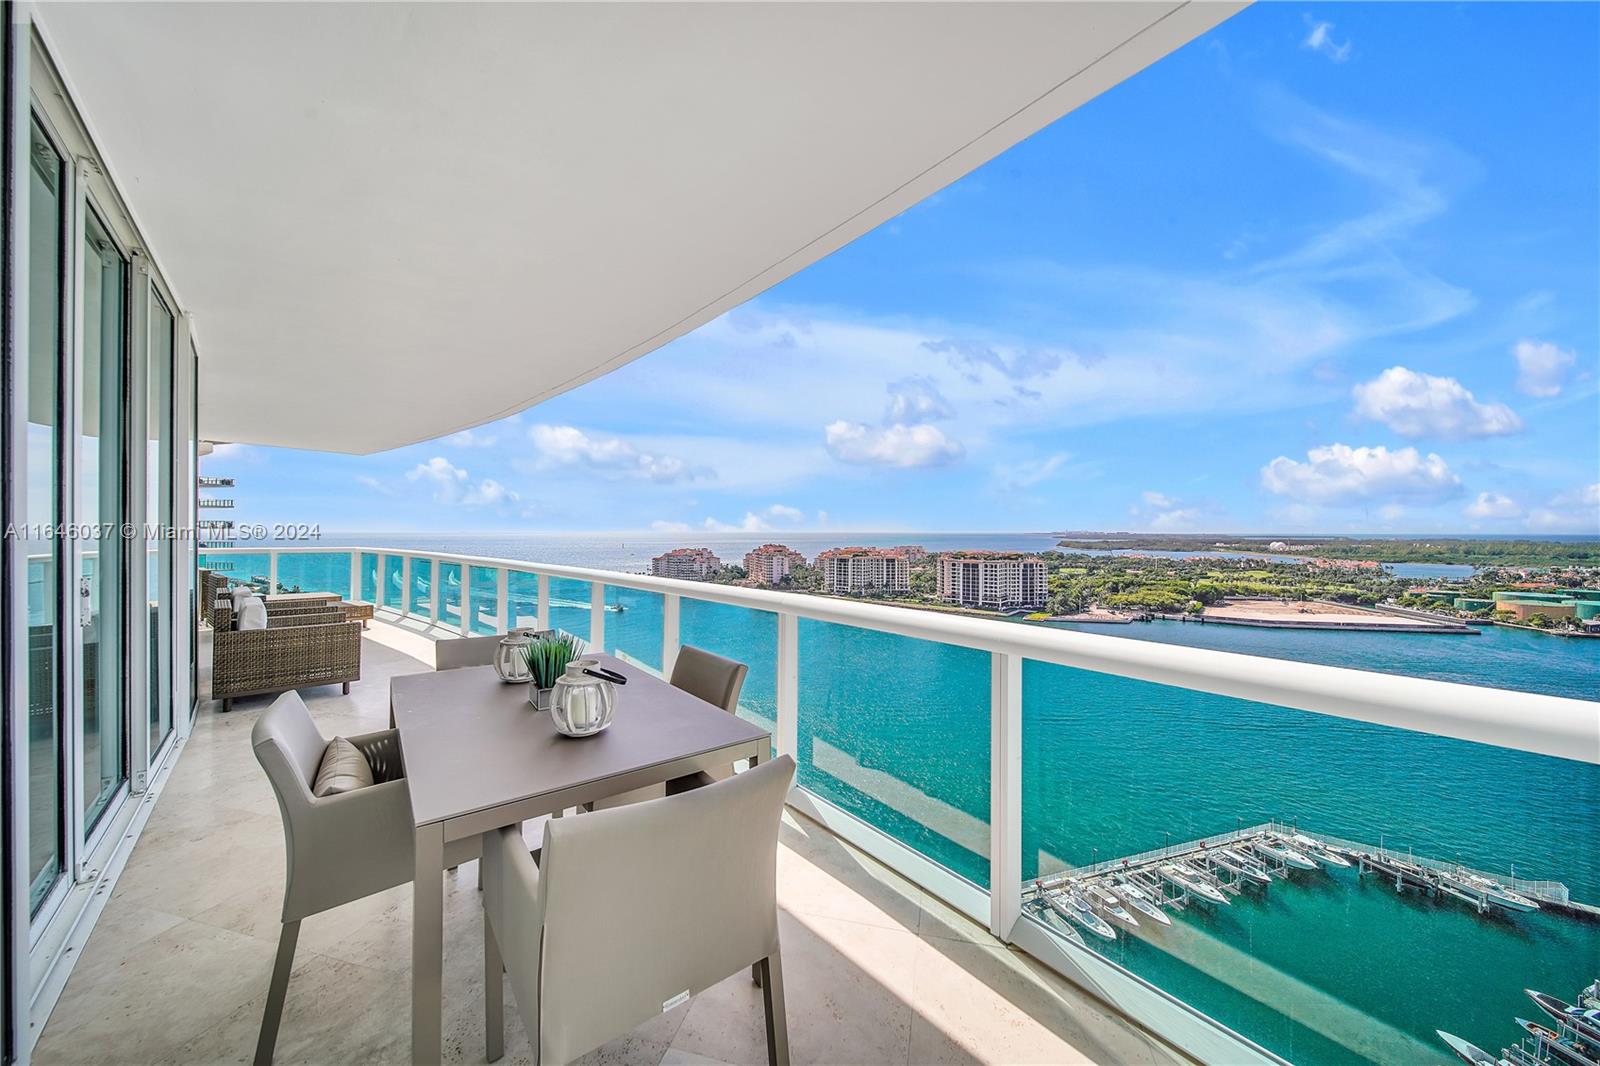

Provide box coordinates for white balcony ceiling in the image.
[36,1,1240,454]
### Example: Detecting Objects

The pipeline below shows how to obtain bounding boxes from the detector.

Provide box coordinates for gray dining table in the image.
[391,653,772,1064]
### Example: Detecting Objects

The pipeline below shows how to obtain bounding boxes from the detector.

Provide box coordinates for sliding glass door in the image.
[148,296,175,750]
[77,207,128,835]
[25,120,67,915]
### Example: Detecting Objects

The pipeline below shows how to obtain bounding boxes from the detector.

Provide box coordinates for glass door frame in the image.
[67,185,134,868]
[21,100,75,939]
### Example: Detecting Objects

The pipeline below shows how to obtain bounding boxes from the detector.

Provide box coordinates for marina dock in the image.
[1027,822,1594,942]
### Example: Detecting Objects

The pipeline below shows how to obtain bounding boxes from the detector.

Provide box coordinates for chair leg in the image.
[254,919,300,1066]
[485,919,505,1062]
[342,681,350,694]
[759,951,789,1066]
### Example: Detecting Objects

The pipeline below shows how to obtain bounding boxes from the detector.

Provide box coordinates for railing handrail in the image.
[199,544,1600,765]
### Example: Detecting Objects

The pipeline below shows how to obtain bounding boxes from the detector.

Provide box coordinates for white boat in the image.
[1252,837,1318,870]
[1160,864,1229,905]
[1437,1030,1501,1066]
[1032,900,1085,946]
[1292,834,1353,868]
[1439,868,1539,913]
[1045,891,1116,941]
[1084,884,1140,930]
[1218,848,1274,884]
[1109,879,1171,926]
[1527,990,1600,1051]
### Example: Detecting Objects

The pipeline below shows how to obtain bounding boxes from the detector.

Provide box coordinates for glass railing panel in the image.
[200,551,269,590]
[382,555,404,611]
[1018,659,1600,1066]
[795,620,991,888]
[359,552,378,604]
[437,562,462,629]
[469,566,499,635]
[409,558,433,618]
[549,577,592,643]
[273,551,351,597]
[681,600,777,745]
[601,585,664,673]
[506,571,539,629]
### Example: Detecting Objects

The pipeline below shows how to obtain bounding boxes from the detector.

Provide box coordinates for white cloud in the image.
[884,377,954,423]
[1527,483,1600,532]
[406,456,469,502]
[528,424,700,483]
[1512,340,1576,397]
[1351,366,1521,439]
[765,503,805,524]
[1150,507,1206,531]
[1260,443,1462,505]
[650,520,691,533]
[447,427,499,448]
[1464,492,1521,520]
[404,457,517,507]
[354,474,393,495]
[702,513,772,533]
[993,453,1075,492]
[824,421,963,468]
[464,479,519,506]
[1302,18,1351,62]
[1130,490,1216,531]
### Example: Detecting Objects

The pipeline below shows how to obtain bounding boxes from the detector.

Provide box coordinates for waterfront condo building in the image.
[938,553,1048,610]
[816,547,912,595]
[650,547,722,581]
[744,543,807,586]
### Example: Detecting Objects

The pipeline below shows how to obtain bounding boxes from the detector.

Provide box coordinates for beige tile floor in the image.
[32,635,1189,1066]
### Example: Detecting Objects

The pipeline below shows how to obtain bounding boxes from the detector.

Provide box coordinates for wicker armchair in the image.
[212,608,363,712]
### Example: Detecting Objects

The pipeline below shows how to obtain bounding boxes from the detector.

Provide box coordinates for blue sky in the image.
[212,3,1599,536]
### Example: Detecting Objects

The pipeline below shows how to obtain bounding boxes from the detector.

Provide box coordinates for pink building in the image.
[743,544,806,585]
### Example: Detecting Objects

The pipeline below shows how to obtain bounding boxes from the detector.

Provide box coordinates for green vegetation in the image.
[1053,534,1600,567]
[1042,554,1394,616]
[523,631,582,688]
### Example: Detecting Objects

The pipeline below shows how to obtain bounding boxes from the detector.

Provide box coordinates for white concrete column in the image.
[989,651,1022,941]
[775,611,799,758]
[662,592,681,678]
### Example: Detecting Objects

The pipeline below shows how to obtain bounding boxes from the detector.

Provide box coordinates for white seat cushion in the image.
[236,594,268,631]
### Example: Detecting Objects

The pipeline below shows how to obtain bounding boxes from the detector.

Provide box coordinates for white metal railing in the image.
[198,543,1599,1062]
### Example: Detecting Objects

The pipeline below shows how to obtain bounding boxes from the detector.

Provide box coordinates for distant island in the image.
[647,535,1600,638]
[1052,533,1600,568]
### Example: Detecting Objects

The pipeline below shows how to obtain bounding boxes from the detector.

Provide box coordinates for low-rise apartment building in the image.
[650,546,722,581]
[938,553,1048,610]
[816,547,911,595]
[744,543,807,586]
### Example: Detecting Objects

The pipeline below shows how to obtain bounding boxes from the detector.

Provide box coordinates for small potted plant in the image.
[524,632,582,711]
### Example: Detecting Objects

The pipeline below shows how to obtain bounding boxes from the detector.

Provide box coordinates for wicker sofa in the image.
[201,569,362,711]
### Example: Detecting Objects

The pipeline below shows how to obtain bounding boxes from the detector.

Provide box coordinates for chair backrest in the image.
[483,754,795,1065]
[252,690,327,806]
[669,644,748,714]
[434,633,504,671]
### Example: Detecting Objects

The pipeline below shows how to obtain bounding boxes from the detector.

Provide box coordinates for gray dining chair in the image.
[482,754,796,1066]
[252,691,479,1064]
[586,645,750,810]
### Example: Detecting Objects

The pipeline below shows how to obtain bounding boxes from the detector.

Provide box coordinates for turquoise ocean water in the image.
[212,535,1600,1064]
